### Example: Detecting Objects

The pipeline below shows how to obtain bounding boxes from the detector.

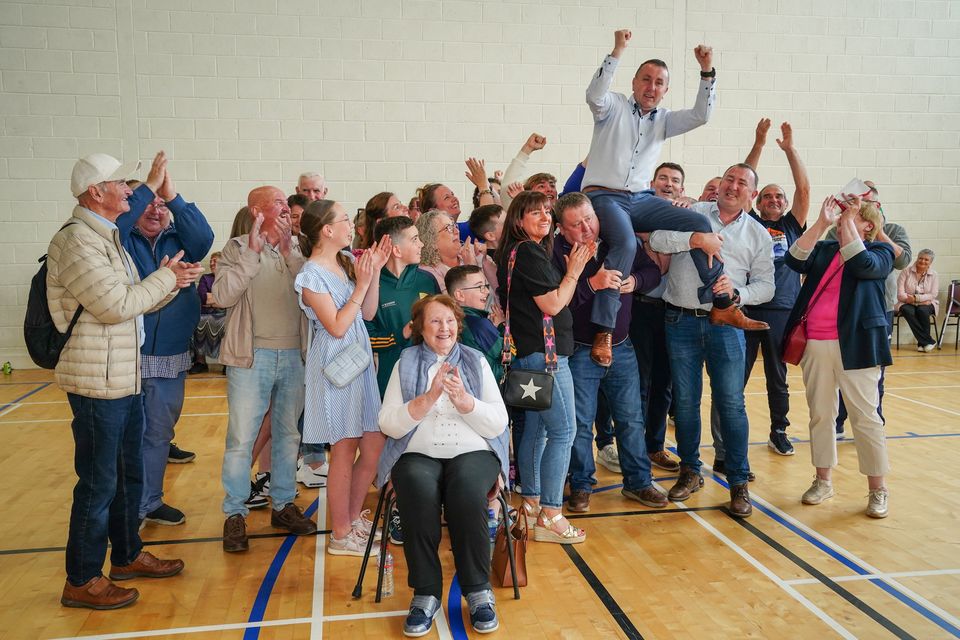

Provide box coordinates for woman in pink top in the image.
[896,249,939,352]
[783,196,896,519]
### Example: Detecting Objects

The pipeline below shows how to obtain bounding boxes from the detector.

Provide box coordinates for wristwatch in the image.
[700,67,716,78]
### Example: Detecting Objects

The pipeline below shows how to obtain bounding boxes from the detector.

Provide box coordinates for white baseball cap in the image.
[70,153,141,197]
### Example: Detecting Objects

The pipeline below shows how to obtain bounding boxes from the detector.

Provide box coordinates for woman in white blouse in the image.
[377,295,509,637]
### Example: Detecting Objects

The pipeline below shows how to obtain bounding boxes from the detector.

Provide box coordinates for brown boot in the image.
[621,485,668,508]
[667,468,704,501]
[729,483,753,518]
[709,305,769,331]
[109,551,184,581]
[590,331,613,367]
[61,576,139,610]
[567,489,591,513]
[223,514,249,553]
[272,503,317,536]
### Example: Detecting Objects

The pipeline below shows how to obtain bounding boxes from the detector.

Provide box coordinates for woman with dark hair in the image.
[359,192,409,250]
[294,199,392,555]
[495,190,591,543]
[378,295,508,636]
[786,196,896,518]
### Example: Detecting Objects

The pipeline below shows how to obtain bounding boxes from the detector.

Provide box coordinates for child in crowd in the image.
[445,265,504,380]
[294,200,392,556]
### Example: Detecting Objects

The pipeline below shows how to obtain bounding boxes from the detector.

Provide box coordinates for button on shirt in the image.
[650,202,775,311]
[582,55,716,192]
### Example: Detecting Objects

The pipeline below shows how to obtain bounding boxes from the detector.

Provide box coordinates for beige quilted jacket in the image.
[46,206,177,399]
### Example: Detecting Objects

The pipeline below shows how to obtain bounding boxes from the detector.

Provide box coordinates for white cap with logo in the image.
[70,153,141,198]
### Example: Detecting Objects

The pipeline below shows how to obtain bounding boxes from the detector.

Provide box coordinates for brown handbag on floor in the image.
[491,508,528,588]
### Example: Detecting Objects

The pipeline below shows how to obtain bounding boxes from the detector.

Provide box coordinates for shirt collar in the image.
[630,97,657,121]
[80,206,118,231]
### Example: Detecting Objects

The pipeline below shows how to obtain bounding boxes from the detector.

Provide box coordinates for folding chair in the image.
[352,481,521,602]
[938,280,960,349]
[895,308,940,349]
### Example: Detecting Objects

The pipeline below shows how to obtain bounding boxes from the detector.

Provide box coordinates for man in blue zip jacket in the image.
[120,166,214,527]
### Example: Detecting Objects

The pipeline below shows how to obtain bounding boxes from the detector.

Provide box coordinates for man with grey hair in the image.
[296,172,328,201]
[50,151,200,609]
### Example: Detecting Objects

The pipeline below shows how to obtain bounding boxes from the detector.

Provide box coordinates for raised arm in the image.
[744,118,770,171]
[777,122,811,227]
[663,45,716,138]
[586,30,630,121]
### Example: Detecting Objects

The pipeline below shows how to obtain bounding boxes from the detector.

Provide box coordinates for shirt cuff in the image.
[840,238,866,261]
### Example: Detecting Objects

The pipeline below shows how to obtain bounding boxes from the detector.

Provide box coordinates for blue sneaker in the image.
[389,509,404,546]
[403,595,440,637]
[466,589,499,634]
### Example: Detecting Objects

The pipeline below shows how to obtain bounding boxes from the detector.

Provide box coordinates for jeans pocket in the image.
[664,308,681,325]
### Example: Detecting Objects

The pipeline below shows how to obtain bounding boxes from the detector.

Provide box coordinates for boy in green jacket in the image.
[445,265,504,380]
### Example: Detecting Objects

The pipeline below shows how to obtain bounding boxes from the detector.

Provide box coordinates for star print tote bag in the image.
[500,244,555,411]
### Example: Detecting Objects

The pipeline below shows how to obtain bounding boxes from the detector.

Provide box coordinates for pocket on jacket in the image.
[860,316,888,329]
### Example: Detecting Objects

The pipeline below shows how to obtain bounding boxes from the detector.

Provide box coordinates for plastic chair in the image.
[937,280,960,349]
[352,480,520,602]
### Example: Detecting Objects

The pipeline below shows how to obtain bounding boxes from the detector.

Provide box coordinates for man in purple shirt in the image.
[551,193,666,513]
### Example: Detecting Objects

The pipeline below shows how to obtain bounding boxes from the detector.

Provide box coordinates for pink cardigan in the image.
[896,266,939,316]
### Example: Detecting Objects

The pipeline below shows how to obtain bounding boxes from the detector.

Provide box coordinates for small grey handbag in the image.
[323,341,371,388]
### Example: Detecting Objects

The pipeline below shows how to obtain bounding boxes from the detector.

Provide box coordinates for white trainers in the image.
[596,444,621,473]
[866,488,889,518]
[801,478,835,505]
[923,343,935,352]
[328,529,377,557]
[351,508,382,541]
[297,459,328,488]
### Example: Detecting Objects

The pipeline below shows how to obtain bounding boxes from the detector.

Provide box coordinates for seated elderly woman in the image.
[897,249,939,352]
[378,295,509,637]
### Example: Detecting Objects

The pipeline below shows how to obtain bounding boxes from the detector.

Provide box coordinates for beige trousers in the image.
[800,339,890,476]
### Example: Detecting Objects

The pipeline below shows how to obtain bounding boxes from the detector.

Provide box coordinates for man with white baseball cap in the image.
[49,151,202,610]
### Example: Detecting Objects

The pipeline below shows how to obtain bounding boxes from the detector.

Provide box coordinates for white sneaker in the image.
[866,488,889,518]
[923,343,935,352]
[801,478,834,505]
[328,529,377,557]
[596,444,621,473]
[297,459,328,488]
[351,508,382,541]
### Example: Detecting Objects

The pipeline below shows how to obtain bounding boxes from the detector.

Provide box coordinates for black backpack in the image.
[24,232,84,369]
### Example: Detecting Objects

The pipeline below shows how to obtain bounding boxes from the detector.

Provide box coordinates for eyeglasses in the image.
[459,283,490,292]
[439,223,457,234]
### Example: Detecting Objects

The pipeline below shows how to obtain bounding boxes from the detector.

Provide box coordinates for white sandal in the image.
[534,512,586,544]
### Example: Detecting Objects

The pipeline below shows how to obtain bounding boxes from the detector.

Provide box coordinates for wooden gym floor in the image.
[1,346,959,640]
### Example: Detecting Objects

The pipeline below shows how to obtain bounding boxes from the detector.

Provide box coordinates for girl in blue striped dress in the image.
[295,200,393,556]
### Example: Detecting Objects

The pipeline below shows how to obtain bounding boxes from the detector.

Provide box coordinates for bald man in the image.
[214,186,315,553]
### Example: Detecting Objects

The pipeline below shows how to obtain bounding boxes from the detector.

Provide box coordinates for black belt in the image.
[638,295,664,306]
[665,302,710,318]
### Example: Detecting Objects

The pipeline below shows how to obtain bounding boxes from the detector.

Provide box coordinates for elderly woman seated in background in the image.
[191,251,225,374]
[897,249,940,352]
[377,295,508,637]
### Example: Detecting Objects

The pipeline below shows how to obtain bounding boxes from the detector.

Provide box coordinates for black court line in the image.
[567,505,724,520]
[564,544,644,640]
[727,512,917,640]
[0,529,334,556]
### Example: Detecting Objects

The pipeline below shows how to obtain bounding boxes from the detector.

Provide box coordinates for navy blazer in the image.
[784,239,894,370]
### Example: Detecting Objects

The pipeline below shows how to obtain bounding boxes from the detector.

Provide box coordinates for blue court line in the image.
[447,573,469,640]
[668,446,960,638]
[0,382,51,414]
[244,499,320,640]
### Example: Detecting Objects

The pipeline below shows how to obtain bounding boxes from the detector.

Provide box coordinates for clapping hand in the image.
[248,213,267,253]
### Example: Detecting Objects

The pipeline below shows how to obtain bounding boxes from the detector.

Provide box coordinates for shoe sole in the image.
[223,542,249,553]
[297,479,328,488]
[866,510,889,519]
[728,507,753,519]
[245,501,268,509]
[668,481,703,502]
[167,456,196,464]
[61,593,139,610]
[767,440,796,456]
[621,491,667,508]
[802,492,834,505]
[326,545,377,557]
[649,459,681,472]
[533,528,586,544]
[144,516,185,526]
[566,503,590,513]
[474,620,500,634]
[595,459,621,473]
[109,565,184,581]
[389,538,404,546]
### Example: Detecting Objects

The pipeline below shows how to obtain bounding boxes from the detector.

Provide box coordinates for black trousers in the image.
[900,303,936,347]
[392,450,501,599]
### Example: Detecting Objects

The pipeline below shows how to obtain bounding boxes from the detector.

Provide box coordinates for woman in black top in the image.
[496,190,591,544]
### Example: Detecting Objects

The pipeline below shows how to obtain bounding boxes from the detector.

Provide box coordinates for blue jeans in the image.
[588,190,718,328]
[223,348,305,516]
[66,393,144,585]
[630,296,672,453]
[515,352,576,509]
[139,372,186,518]
[568,341,653,493]
[665,309,751,486]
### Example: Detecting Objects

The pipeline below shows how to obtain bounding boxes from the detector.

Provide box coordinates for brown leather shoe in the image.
[272,503,317,536]
[667,468,704,501]
[223,514,249,552]
[649,450,680,472]
[61,576,139,610]
[567,489,591,513]
[729,483,753,518]
[109,551,184,580]
[709,305,769,331]
[621,485,668,508]
[590,331,613,367]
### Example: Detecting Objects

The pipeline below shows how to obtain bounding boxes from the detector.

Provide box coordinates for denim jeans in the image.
[223,348,304,516]
[139,372,186,518]
[630,296,672,453]
[665,309,751,486]
[568,341,653,493]
[515,352,576,509]
[66,393,144,585]
[587,190,718,328]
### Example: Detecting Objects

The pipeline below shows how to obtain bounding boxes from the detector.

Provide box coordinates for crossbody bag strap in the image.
[799,256,844,323]
[501,242,558,373]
